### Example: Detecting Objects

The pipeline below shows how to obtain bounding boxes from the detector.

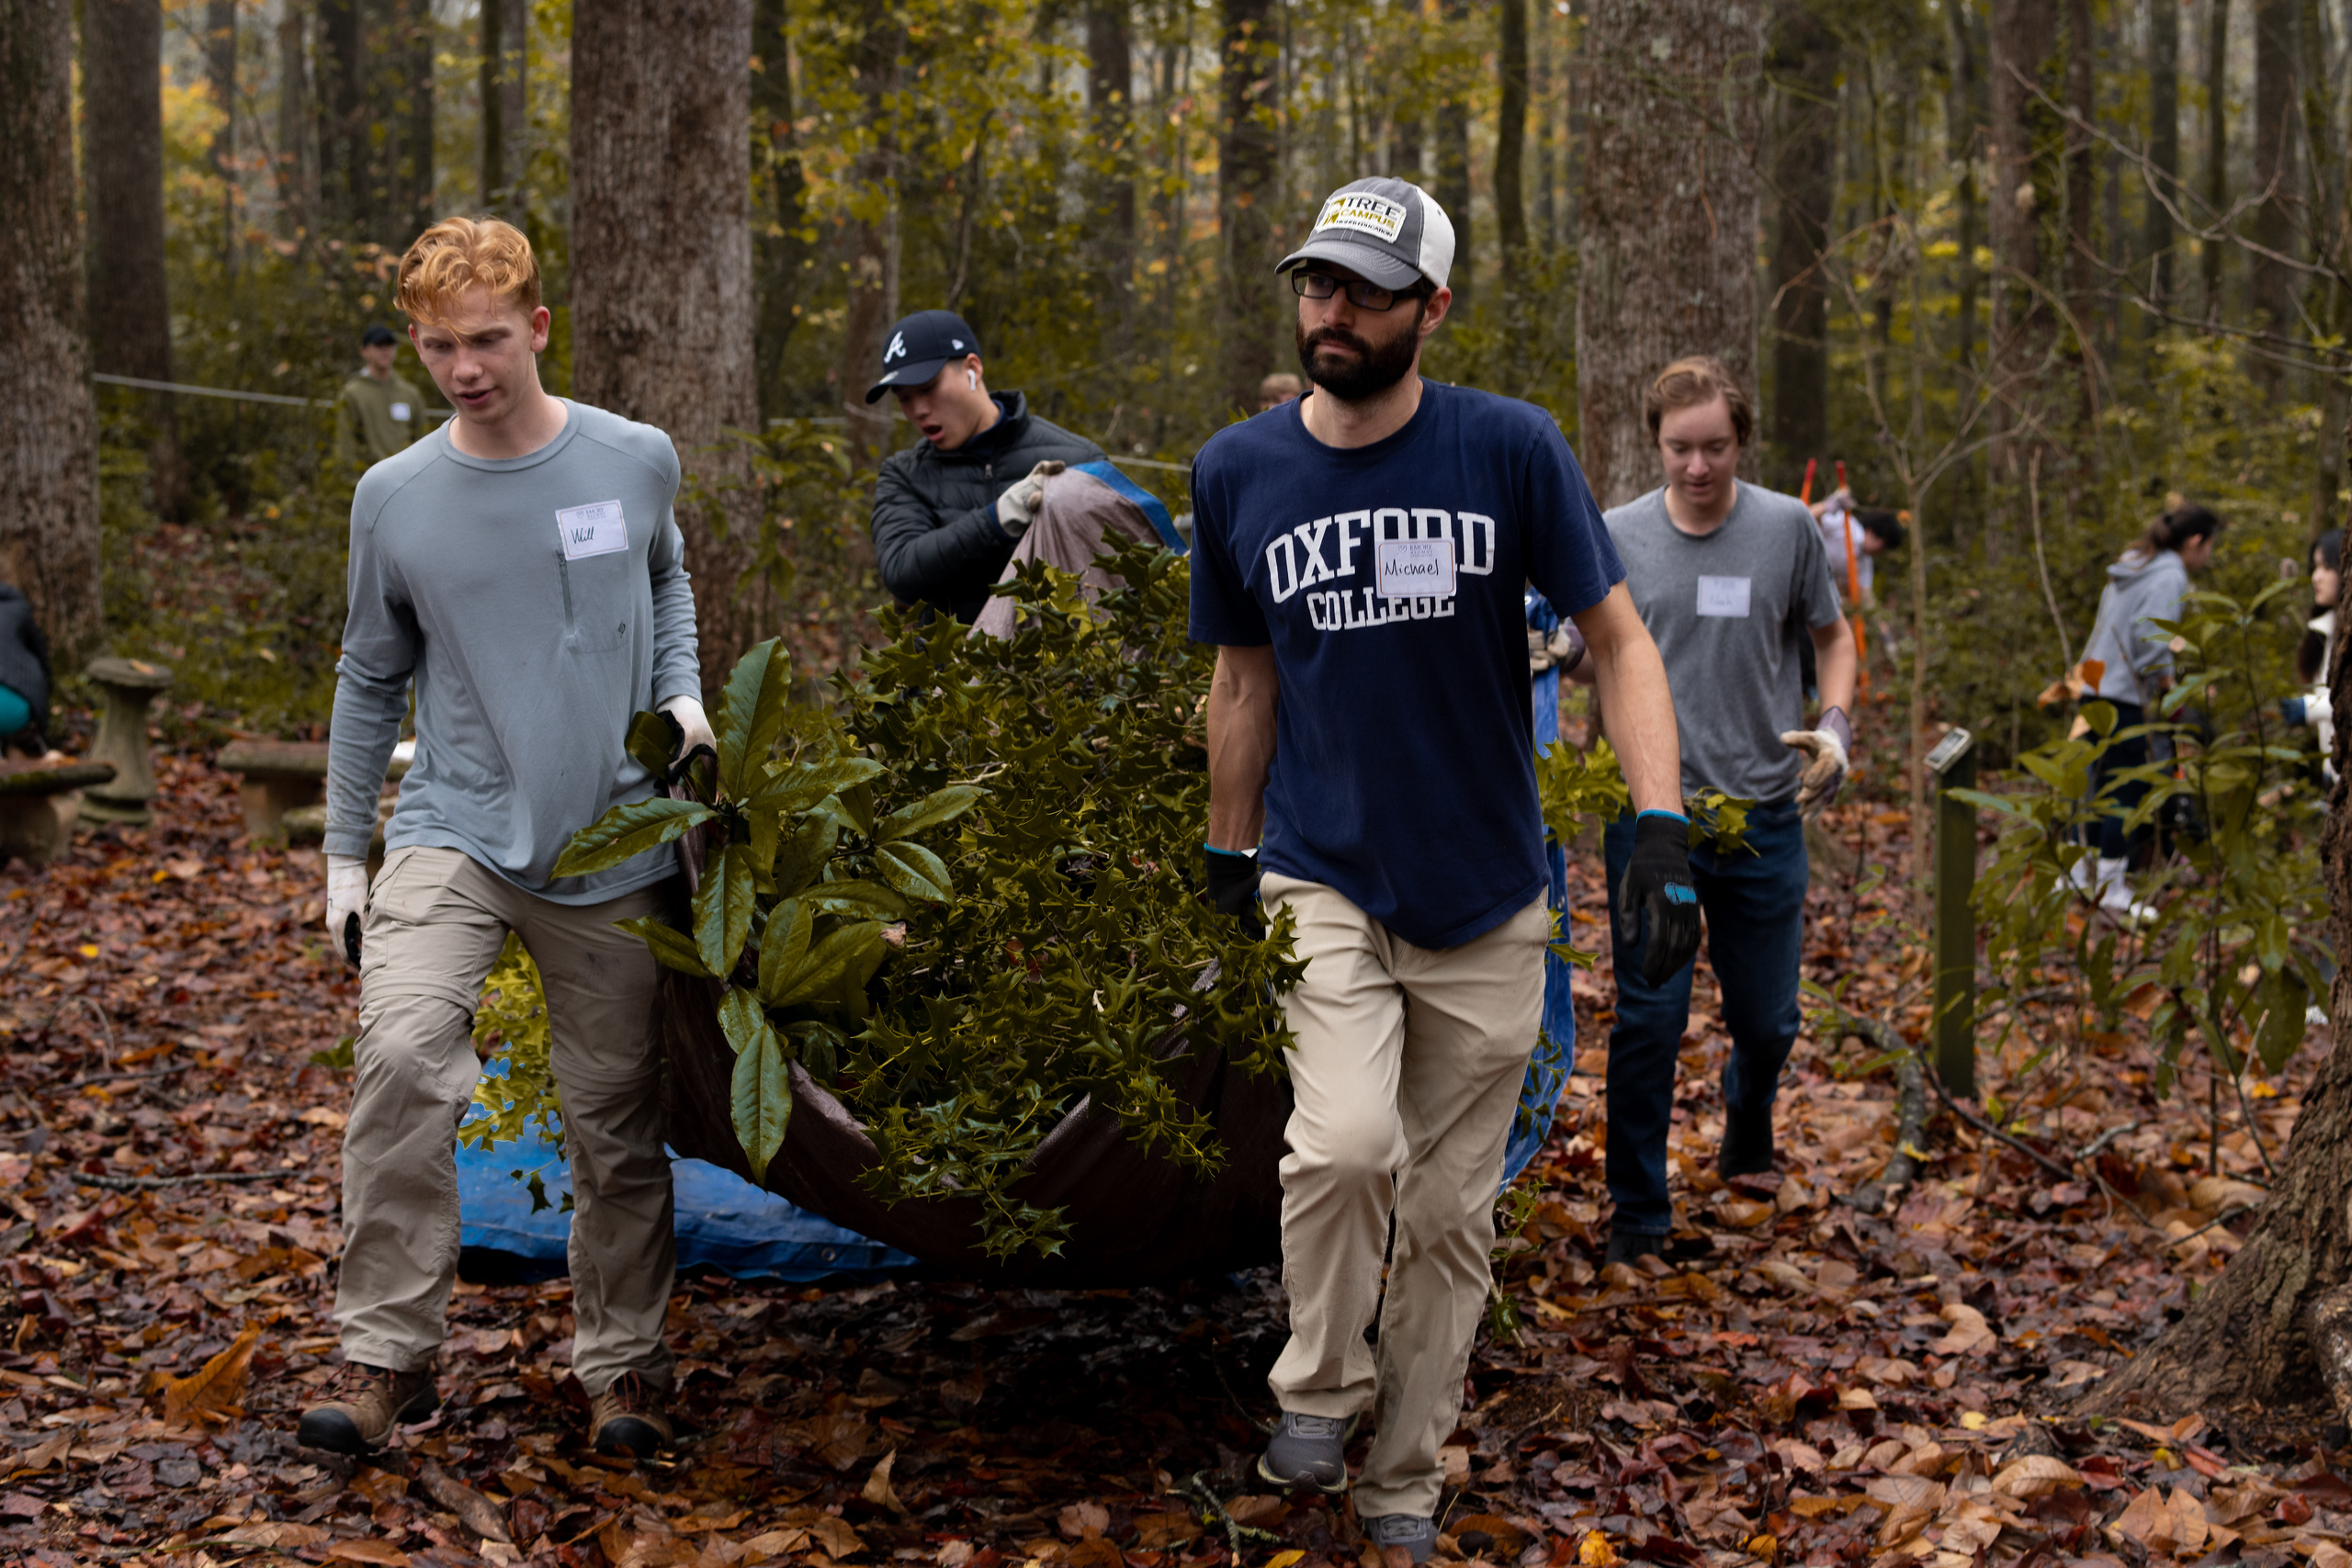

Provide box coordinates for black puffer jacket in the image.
[0,586,51,747]
[869,391,1104,623]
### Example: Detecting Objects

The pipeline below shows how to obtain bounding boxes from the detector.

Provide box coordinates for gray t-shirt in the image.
[325,400,702,902]
[1602,482,1844,803]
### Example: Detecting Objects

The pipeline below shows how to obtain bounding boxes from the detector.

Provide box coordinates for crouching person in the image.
[1189,177,1701,1563]
[299,216,714,1459]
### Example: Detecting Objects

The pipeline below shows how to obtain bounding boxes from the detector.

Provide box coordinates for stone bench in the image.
[0,760,117,868]
[284,792,395,880]
[220,739,410,841]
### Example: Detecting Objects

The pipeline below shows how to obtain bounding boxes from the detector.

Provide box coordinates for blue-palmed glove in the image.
[1203,844,1264,938]
[1616,811,1702,986]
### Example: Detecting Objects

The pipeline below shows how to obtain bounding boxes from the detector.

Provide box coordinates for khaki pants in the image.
[334,845,675,1395]
[1261,874,1548,1520]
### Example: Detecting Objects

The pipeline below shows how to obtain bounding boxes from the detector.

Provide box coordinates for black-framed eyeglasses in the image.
[1292,271,1420,311]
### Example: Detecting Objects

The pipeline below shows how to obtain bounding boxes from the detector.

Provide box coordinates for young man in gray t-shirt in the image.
[1572,356,1855,1266]
[300,218,713,1461]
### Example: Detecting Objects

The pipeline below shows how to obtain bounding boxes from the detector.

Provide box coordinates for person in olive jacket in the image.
[866,310,1104,623]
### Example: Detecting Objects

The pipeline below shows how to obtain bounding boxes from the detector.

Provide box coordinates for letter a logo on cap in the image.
[885,332,907,362]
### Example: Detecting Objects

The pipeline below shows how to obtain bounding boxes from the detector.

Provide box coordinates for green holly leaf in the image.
[723,993,792,1184]
[627,708,683,781]
[876,840,953,903]
[785,1020,844,1080]
[552,797,715,877]
[715,639,792,799]
[693,843,757,976]
[616,914,716,979]
[876,784,982,842]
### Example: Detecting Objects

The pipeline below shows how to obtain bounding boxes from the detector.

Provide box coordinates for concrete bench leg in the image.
[241,776,324,840]
[0,794,64,868]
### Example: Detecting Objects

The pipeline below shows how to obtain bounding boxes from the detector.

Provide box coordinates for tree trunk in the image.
[0,0,102,662]
[1946,0,1984,543]
[1984,0,2060,558]
[1220,0,1278,420]
[2250,0,2296,386]
[1533,5,1555,247]
[2084,654,2352,1422]
[315,0,369,235]
[1495,0,1528,261]
[1766,0,1836,496]
[480,0,508,205]
[571,0,765,691]
[1433,0,1473,310]
[387,0,435,239]
[832,0,901,469]
[84,0,181,520]
[752,0,814,423]
[2146,0,2179,311]
[1088,0,1137,370]
[207,0,237,264]
[2062,0,2099,494]
[1572,0,1763,509]
[276,2,314,231]
[2201,0,2231,321]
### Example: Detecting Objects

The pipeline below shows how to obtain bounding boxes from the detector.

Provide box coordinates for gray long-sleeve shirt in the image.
[325,400,702,902]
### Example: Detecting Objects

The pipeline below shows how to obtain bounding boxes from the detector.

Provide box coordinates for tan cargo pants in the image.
[334,845,675,1395]
[1261,874,1548,1520]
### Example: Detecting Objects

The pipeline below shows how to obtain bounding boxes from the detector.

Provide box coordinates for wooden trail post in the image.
[1927,727,1978,1097]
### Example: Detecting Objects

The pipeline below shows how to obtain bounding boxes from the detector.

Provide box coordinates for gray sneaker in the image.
[1258,1411,1350,1493]
[1363,1515,1436,1564]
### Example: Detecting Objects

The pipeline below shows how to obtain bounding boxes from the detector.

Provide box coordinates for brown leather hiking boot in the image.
[295,1360,439,1454]
[590,1371,673,1458]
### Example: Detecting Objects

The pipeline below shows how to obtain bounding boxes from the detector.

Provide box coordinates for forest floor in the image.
[0,754,2344,1568]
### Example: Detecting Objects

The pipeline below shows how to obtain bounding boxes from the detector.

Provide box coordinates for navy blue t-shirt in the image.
[1188,381,1623,949]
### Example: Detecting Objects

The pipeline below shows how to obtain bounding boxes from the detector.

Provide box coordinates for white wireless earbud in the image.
[967,368,978,390]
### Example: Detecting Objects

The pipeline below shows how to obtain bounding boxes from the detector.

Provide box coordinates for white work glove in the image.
[661,694,716,772]
[991,459,1068,538]
[1779,705,1853,821]
[1527,622,1587,675]
[325,854,368,970]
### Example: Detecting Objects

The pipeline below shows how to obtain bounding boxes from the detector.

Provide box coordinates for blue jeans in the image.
[1600,799,1809,1236]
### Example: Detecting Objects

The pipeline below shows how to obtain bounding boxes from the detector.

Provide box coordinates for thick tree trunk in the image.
[2250,0,2296,386]
[1533,6,1555,247]
[0,0,102,661]
[571,0,765,691]
[1766,0,1835,496]
[1495,0,1528,261]
[832,0,900,469]
[2201,0,2231,321]
[207,0,237,263]
[315,0,369,235]
[1220,0,1278,420]
[480,0,519,206]
[1984,0,2060,558]
[1572,0,1762,509]
[84,0,181,520]
[1432,0,1473,310]
[2085,649,2352,1421]
[752,0,813,423]
[276,3,314,231]
[387,0,435,239]
[1088,0,1136,370]
[2145,0,2179,310]
[2061,0,2099,495]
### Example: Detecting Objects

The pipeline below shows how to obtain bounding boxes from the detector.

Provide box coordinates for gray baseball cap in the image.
[1275,177,1456,292]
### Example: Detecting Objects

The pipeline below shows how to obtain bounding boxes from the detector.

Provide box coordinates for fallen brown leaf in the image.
[420,1458,514,1544]
[161,1322,262,1425]
[863,1448,910,1516]
[325,1541,413,1566]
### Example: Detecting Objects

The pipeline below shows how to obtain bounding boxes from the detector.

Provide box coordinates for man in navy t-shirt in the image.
[1189,176,1702,1564]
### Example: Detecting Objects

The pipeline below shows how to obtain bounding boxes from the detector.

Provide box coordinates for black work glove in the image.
[1204,846,1264,938]
[1615,811,1702,986]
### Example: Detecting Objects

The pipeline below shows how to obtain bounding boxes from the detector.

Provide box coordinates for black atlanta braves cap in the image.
[1275,177,1456,292]
[865,310,983,404]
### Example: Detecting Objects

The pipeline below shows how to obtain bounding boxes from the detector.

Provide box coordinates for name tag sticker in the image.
[389,401,411,422]
[1376,536,1457,599]
[557,501,628,561]
[1696,575,1751,617]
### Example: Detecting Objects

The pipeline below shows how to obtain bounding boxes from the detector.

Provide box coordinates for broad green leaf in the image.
[876,841,954,903]
[715,639,791,799]
[553,797,715,877]
[718,986,770,1057]
[751,755,885,816]
[694,843,758,976]
[801,879,910,919]
[876,784,983,842]
[772,919,887,1007]
[770,814,840,898]
[626,708,682,781]
[757,898,813,1006]
[616,915,716,979]
[728,1003,792,1184]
